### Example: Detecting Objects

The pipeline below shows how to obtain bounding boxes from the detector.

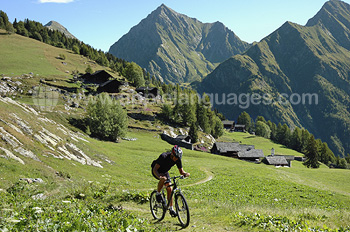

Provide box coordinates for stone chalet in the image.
[211,142,264,161]
[264,155,295,167]
[222,120,235,130]
[221,120,246,132]
[81,70,112,85]
[135,87,160,98]
[97,79,128,93]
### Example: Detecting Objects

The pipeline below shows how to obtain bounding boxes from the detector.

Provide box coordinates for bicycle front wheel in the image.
[150,190,166,221]
[175,192,190,228]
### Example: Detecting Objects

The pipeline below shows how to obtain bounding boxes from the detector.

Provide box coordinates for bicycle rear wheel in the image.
[175,192,190,228]
[150,190,166,221]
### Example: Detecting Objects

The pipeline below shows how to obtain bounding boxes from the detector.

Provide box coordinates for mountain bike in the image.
[150,175,190,228]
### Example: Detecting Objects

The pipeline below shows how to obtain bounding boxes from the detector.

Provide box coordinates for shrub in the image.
[58,54,66,60]
[86,93,128,141]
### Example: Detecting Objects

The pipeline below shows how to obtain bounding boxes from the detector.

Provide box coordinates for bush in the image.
[255,121,271,138]
[58,54,66,60]
[86,93,128,141]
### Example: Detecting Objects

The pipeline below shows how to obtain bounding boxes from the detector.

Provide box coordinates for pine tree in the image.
[291,127,302,152]
[196,102,210,133]
[319,142,335,165]
[181,102,196,126]
[301,129,311,153]
[161,104,173,122]
[189,122,198,143]
[267,121,277,141]
[346,154,350,164]
[304,135,320,168]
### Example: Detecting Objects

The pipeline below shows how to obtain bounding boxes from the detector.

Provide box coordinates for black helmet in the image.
[172,145,183,159]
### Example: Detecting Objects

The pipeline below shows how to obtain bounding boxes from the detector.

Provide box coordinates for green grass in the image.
[1,121,350,231]
[0,30,117,78]
[0,32,62,76]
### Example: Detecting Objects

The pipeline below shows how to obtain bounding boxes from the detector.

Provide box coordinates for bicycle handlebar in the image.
[172,175,187,180]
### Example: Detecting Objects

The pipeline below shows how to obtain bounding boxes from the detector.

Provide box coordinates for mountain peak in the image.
[305,0,350,49]
[152,3,180,20]
[109,4,250,83]
[44,21,77,40]
[306,0,350,26]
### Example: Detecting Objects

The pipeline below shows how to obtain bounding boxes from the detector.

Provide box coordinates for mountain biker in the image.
[151,145,190,217]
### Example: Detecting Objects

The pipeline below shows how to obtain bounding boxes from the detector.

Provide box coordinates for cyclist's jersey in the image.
[152,152,182,173]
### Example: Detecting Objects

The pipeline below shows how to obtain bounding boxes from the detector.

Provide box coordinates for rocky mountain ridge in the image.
[109,4,250,84]
[195,0,350,156]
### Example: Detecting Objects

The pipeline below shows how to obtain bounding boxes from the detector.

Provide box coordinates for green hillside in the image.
[1,96,350,231]
[0,20,350,232]
[0,29,114,77]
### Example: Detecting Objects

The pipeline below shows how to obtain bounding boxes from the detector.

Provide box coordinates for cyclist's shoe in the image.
[156,193,163,203]
[169,208,177,217]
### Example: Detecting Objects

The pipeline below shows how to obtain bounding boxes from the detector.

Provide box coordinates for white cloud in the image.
[39,0,74,3]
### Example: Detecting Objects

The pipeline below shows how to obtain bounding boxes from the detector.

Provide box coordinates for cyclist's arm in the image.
[153,163,162,178]
[179,168,190,177]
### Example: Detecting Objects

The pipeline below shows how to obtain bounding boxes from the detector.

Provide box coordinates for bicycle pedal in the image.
[169,209,177,217]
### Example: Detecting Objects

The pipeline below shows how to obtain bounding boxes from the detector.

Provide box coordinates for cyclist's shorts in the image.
[151,165,171,184]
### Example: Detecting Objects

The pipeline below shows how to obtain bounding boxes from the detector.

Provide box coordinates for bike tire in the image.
[150,190,166,221]
[175,192,190,228]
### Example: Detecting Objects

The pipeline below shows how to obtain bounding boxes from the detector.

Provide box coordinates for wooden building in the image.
[222,120,235,130]
[233,124,246,132]
[211,142,263,161]
[264,155,290,167]
[135,87,160,98]
[81,70,112,85]
[97,79,126,93]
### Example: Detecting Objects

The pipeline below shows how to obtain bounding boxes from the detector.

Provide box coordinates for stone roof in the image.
[238,149,265,158]
[213,142,241,153]
[266,156,289,165]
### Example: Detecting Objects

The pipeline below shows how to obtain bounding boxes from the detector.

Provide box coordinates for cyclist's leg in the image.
[152,167,167,193]
[163,172,173,206]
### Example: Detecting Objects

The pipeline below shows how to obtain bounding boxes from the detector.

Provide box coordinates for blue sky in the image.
[1,0,349,52]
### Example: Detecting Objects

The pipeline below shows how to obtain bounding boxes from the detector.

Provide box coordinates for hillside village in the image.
[0,71,322,170]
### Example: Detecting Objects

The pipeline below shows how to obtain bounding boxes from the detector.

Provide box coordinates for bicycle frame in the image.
[150,175,190,228]
[161,175,183,208]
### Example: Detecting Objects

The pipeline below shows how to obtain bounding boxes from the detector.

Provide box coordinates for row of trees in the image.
[236,111,349,169]
[161,86,224,142]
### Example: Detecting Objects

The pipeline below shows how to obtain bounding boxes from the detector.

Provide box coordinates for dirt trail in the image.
[184,168,213,187]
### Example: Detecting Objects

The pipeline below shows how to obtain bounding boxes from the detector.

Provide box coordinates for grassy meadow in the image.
[1,127,350,231]
[0,30,115,78]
